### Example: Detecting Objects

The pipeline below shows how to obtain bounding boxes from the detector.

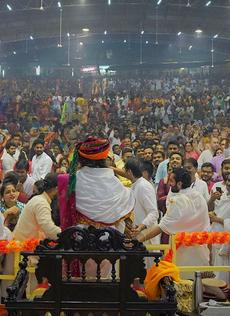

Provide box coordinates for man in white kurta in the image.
[31,140,53,181]
[137,168,210,278]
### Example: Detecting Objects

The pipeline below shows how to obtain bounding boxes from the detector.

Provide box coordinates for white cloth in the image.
[210,192,230,267]
[191,178,210,202]
[198,149,213,169]
[31,152,53,181]
[215,219,230,283]
[23,175,35,198]
[75,167,135,224]
[132,177,159,245]
[159,190,210,277]
[2,152,17,175]
[0,213,11,240]
[132,177,159,227]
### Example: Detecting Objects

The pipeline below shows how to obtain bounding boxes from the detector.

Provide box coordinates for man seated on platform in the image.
[58,136,135,277]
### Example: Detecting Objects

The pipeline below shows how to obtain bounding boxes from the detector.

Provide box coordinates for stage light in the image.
[7,4,12,11]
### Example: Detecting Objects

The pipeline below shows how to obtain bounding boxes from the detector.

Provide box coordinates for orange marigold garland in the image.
[165,232,230,262]
[0,239,40,253]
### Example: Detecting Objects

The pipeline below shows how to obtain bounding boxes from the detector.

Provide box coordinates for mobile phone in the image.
[216,187,222,193]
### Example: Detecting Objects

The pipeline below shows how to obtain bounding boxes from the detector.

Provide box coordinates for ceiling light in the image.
[58,2,61,8]
[108,0,111,5]
[213,34,218,38]
[67,33,70,37]
[188,45,192,50]
[101,40,104,44]
[141,30,144,35]
[57,43,62,47]
[82,28,90,32]
[195,29,203,34]
[30,35,34,40]
[211,49,214,53]
[104,30,107,35]
[123,39,127,43]
[157,0,162,5]
[186,0,191,7]
[13,51,16,55]
[79,42,83,46]
[205,1,211,6]
[7,4,12,11]
[177,32,182,36]
[145,40,149,44]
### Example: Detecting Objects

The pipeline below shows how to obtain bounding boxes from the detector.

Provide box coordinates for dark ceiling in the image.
[0,0,230,42]
[1,0,230,70]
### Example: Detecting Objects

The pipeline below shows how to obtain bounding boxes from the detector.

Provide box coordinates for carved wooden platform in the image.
[6,225,177,316]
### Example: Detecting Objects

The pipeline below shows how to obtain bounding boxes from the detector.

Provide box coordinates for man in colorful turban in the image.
[58,136,135,232]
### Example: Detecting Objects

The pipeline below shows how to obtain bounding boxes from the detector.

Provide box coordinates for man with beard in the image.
[31,139,53,181]
[152,151,165,183]
[211,159,230,194]
[201,162,215,193]
[143,147,154,162]
[184,158,210,202]
[136,168,210,277]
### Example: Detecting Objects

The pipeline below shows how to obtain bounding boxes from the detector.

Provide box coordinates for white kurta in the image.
[132,177,159,243]
[215,219,230,283]
[191,178,210,202]
[31,152,53,181]
[159,190,210,278]
[210,192,230,266]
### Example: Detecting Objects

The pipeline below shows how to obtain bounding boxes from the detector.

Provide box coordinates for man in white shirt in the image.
[197,137,219,169]
[211,159,230,194]
[15,159,35,199]
[125,158,159,236]
[2,141,17,175]
[137,168,210,277]
[184,158,210,202]
[31,139,53,181]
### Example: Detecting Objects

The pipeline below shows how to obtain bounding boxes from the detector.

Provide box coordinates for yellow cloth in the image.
[144,260,181,300]
[115,159,132,188]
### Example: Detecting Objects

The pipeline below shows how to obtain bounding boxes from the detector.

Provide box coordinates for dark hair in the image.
[15,159,29,171]
[153,150,165,159]
[78,156,107,168]
[122,147,133,156]
[0,181,17,197]
[33,180,45,195]
[12,133,21,139]
[221,159,230,168]
[112,144,120,151]
[184,157,198,169]
[140,161,154,178]
[167,141,179,148]
[3,172,19,186]
[33,139,45,147]
[5,141,16,150]
[124,158,142,178]
[201,162,215,172]
[144,146,154,151]
[172,168,191,189]
[169,151,183,160]
[43,173,58,191]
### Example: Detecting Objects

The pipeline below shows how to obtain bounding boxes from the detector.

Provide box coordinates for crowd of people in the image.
[0,72,230,299]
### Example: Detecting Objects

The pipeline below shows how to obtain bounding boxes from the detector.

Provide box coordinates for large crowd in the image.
[0,73,230,299]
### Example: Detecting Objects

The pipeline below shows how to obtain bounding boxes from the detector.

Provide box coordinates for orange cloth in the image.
[144,260,181,300]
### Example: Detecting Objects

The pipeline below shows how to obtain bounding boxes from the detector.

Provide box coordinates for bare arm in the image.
[136,225,162,242]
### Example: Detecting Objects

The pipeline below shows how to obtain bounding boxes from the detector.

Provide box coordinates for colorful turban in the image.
[68,137,110,196]
[78,137,110,160]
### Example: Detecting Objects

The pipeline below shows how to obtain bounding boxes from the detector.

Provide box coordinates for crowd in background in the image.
[0,72,230,292]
